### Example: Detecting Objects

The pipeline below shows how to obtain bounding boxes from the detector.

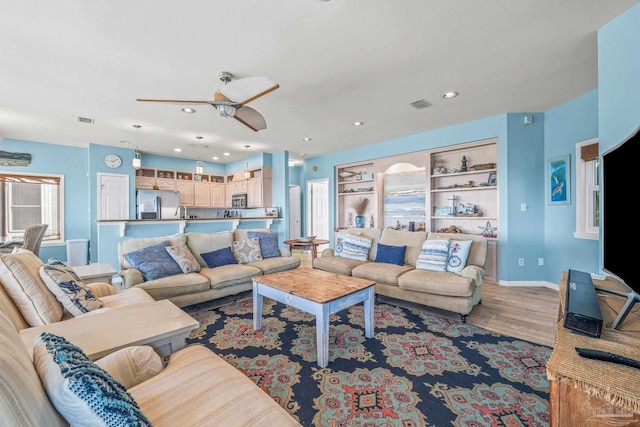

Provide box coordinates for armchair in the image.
[0,224,48,256]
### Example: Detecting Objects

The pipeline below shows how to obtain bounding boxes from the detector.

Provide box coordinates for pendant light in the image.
[132,147,142,170]
[195,137,204,174]
[244,145,251,179]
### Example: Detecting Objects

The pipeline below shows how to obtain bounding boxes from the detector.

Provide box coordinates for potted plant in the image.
[349,197,369,228]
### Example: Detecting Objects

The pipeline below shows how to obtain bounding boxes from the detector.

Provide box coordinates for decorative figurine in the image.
[370,215,375,228]
[461,155,468,172]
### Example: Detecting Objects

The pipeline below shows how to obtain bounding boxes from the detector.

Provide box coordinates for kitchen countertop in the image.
[97,216,282,236]
[97,217,281,223]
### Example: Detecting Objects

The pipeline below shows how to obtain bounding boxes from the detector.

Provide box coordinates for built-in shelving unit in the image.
[336,161,377,229]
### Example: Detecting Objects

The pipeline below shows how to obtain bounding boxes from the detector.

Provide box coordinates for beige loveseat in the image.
[118,229,301,307]
[0,309,301,426]
[314,228,488,322]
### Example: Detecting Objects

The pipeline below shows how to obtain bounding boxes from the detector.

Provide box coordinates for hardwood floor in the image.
[297,251,560,347]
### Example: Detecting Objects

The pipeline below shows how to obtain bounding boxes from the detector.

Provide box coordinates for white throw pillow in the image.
[416,239,450,271]
[335,233,372,261]
[0,251,64,326]
[39,265,104,317]
[446,240,473,273]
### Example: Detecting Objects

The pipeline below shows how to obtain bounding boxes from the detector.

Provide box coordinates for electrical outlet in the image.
[521,203,527,211]
[538,258,544,266]
[518,258,524,267]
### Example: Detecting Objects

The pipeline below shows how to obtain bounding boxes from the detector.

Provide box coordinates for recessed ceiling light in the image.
[223,152,230,156]
[212,156,219,160]
[120,140,130,144]
[353,121,364,126]
[443,91,459,99]
[174,148,182,152]
[182,108,196,113]
[303,137,312,142]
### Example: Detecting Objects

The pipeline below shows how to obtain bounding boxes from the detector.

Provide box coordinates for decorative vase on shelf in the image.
[355,215,365,228]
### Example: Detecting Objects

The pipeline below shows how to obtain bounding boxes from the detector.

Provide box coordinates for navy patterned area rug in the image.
[184,297,551,427]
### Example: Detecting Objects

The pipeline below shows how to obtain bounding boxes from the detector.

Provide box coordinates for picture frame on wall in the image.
[547,154,570,205]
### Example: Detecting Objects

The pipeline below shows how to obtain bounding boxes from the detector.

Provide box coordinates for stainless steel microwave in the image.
[232,193,247,209]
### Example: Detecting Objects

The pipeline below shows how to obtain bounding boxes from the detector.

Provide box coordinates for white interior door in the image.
[289,185,301,239]
[98,173,129,220]
[307,179,329,251]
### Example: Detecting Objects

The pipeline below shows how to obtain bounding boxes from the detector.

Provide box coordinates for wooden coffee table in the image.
[283,238,330,260]
[253,267,375,367]
[20,300,198,360]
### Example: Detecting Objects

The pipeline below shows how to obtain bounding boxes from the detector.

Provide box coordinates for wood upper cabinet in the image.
[135,176,155,190]
[210,183,226,207]
[155,179,176,191]
[176,180,193,205]
[247,178,262,207]
[194,182,211,207]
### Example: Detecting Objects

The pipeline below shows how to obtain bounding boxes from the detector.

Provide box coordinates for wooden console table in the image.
[547,272,640,426]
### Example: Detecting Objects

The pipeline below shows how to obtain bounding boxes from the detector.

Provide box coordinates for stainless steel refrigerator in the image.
[136,190,181,219]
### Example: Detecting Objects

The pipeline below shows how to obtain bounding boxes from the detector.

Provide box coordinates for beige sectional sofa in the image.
[314,228,488,322]
[118,228,301,307]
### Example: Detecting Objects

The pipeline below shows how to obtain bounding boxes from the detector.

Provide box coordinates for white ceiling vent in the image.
[77,116,95,124]
[189,143,209,149]
[410,99,432,110]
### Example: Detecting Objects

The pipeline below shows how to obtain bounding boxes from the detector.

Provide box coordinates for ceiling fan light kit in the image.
[136,71,279,132]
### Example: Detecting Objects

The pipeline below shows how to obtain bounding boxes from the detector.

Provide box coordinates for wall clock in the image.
[104,154,122,169]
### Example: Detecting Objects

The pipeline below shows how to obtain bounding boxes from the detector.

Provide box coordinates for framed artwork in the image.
[548,155,570,205]
[487,171,497,186]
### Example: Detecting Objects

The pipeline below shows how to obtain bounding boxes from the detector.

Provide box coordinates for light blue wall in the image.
[598,3,640,271]
[543,91,600,283]
[0,139,90,262]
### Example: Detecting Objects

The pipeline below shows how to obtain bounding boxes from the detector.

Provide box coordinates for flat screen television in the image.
[601,124,640,330]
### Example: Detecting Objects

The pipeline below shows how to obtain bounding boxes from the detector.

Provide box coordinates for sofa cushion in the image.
[446,240,472,274]
[379,229,427,266]
[39,265,104,317]
[248,231,281,259]
[247,256,301,275]
[124,241,183,281]
[34,332,152,427]
[416,239,450,272]
[232,238,263,264]
[374,243,407,266]
[352,262,414,286]
[398,269,476,297]
[341,228,382,261]
[201,247,238,268]
[165,244,201,274]
[335,233,372,261]
[199,264,262,290]
[119,234,187,270]
[0,251,64,326]
[313,255,367,276]
[186,231,234,267]
[132,273,211,300]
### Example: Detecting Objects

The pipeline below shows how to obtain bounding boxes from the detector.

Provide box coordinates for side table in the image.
[72,263,117,285]
[283,238,330,261]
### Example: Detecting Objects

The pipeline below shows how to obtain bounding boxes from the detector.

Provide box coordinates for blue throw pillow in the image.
[375,243,407,266]
[201,247,238,268]
[248,231,281,258]
[124,241,183,281]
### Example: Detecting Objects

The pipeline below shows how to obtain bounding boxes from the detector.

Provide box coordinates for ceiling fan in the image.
[136,71,279,132]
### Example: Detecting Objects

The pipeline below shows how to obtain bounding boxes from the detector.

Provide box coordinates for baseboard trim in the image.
[496,280,559,291]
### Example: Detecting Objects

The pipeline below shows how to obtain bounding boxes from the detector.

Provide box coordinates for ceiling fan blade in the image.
[234,106,267,132]
[136,98,210,104]
[219,76,279,105]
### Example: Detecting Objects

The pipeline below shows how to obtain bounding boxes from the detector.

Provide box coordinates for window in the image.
[0,173,63,242]
[574,139,599,240]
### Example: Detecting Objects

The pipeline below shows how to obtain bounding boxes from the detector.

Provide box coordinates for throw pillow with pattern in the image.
[232,238,263,264]
[416,239,450,271]
[335,233,372,261]
[34,333,152,427]
[124,241,183,281]
[39,265,104,317]
[446,240,473,274]
[165,244,200,274]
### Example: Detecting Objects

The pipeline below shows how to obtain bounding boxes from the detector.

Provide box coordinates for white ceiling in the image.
[0,1,635,165]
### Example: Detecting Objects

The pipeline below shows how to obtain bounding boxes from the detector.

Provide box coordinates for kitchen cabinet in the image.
[194,182,211,207]
[210,183,226,207]
[176,180,193,205]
